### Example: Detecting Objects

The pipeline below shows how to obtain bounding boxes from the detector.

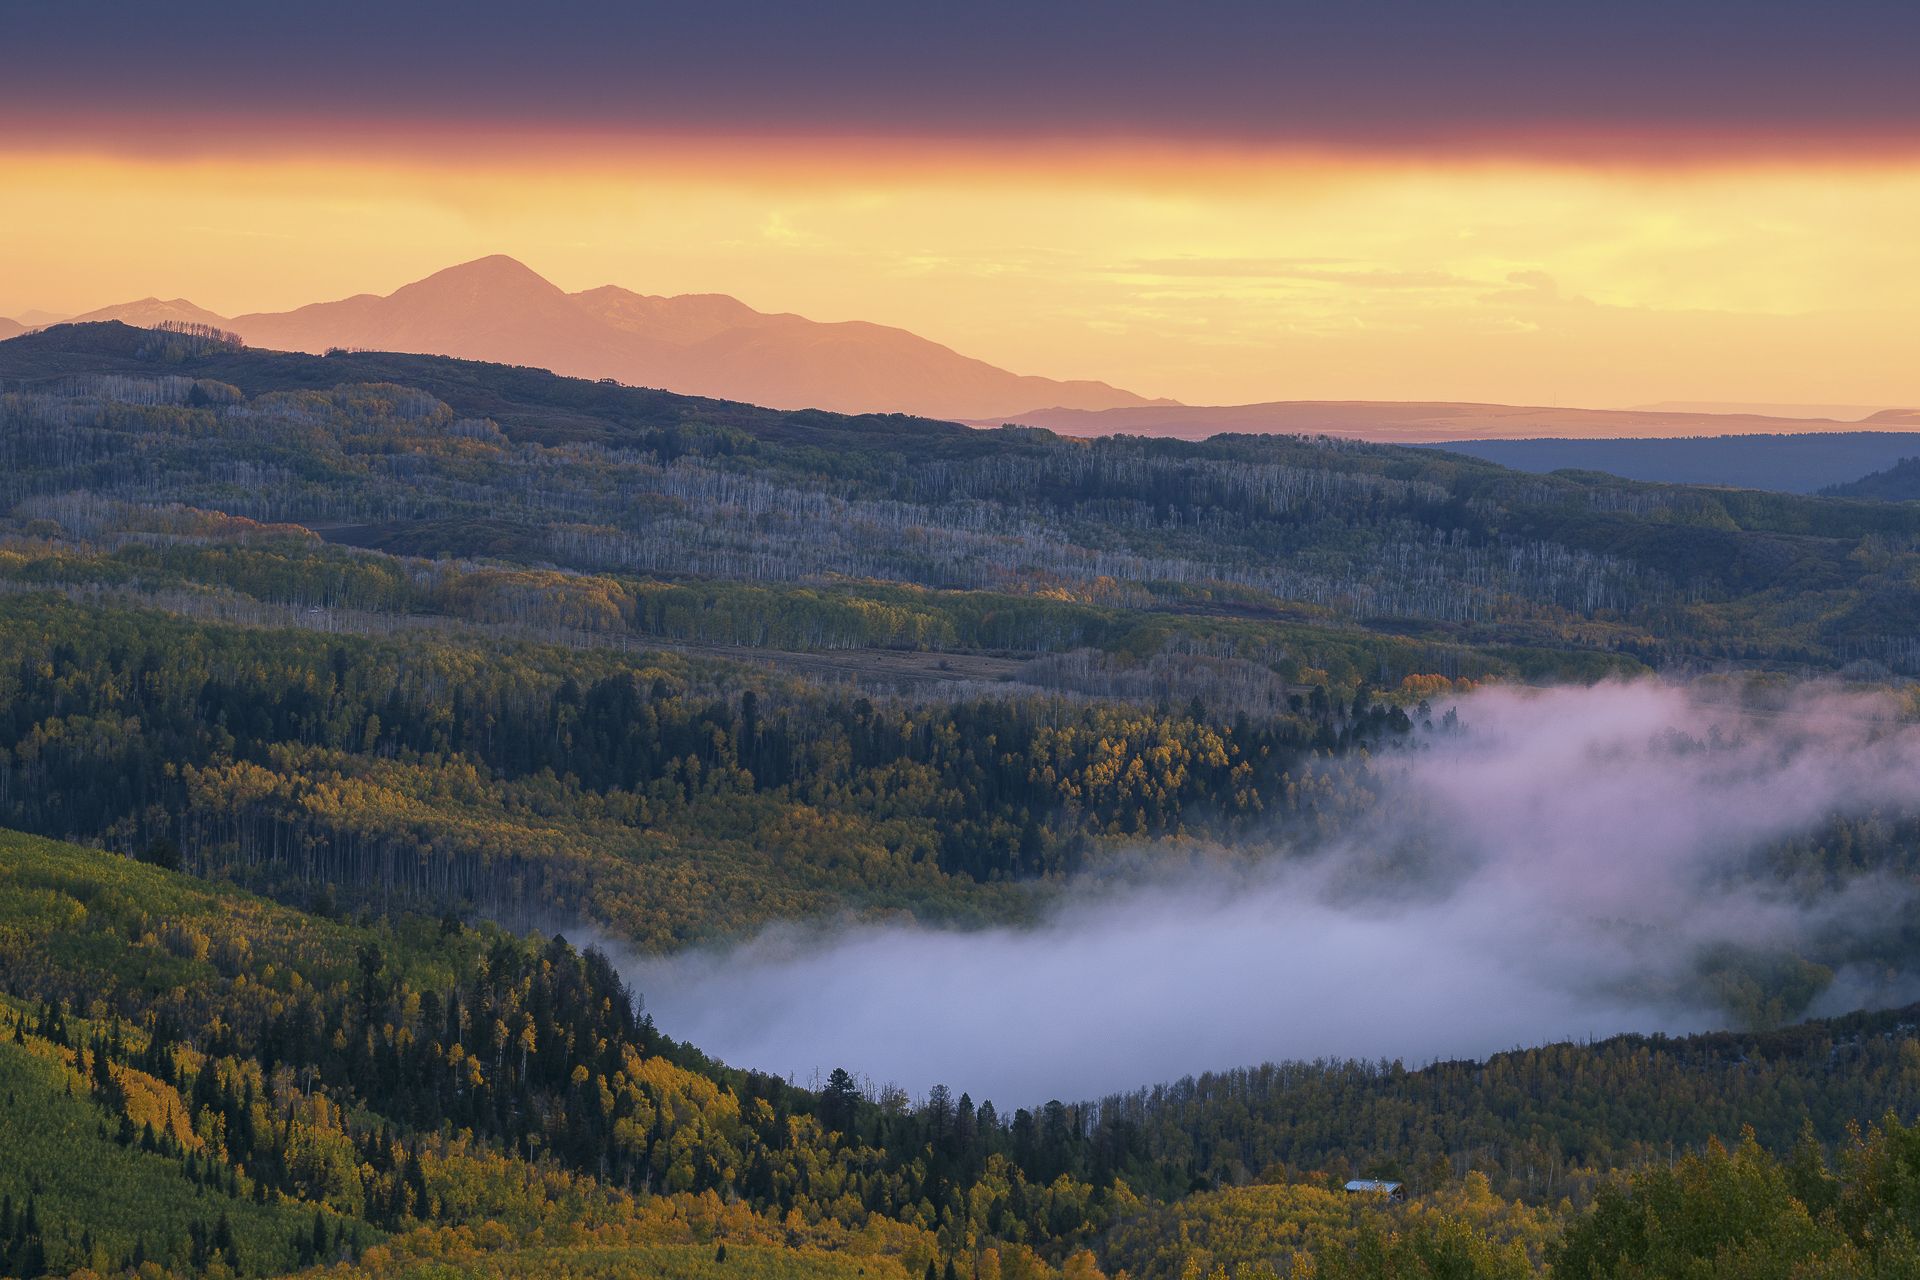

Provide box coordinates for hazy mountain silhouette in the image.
[1629,400,1894,421]
[234,256,647,378]
[0,317,24,340]
[1433,431,1920,494]
[62,297,233,331]
[985,400,1917,443]
[62,256,1166,419]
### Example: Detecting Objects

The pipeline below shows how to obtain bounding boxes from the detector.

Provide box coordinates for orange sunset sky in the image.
[5,2,1919,410]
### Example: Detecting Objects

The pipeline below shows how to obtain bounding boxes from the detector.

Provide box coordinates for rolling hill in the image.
[1823,455,1920,500]
[48,256,1167,420]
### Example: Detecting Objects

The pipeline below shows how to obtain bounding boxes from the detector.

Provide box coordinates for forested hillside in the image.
[1823,455,1920,501]
[6,830,1920,1280]
[6,323,1920,672]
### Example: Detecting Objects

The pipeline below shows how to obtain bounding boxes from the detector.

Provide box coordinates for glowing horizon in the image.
[5,1,1920,410]
[7,141,1918,410]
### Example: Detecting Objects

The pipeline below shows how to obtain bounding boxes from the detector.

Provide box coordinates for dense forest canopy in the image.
[7,832,1920,1280]
[6,323,1920,673]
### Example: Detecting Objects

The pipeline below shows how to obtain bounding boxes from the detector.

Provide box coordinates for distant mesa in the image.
[1431,431,1920,495]
[984,400,1920,444]
[1627,401,1898,422]
[38,255,1168,421]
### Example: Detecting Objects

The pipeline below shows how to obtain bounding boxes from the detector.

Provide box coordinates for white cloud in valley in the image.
[627,681,1920,1108]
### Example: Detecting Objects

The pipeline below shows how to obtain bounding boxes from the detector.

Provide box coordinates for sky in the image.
[5,0,1920,407]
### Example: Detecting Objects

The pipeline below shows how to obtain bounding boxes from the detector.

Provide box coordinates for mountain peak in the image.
[216,256,1164,418]
[404,255,561,297]
[438,253,538,277]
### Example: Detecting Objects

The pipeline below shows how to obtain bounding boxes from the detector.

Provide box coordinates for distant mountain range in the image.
[983,401,1920,444]
[8,267,1916,447]
[16,257,1167,420]
[1627,401,1898,421]
[1430,431,1920,495]
[971,402,1920,493]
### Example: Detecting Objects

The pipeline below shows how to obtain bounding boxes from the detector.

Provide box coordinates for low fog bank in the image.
[627,680,1920,1108]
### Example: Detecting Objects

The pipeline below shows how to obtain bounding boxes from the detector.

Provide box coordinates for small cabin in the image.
[1343,1179,1405,1201]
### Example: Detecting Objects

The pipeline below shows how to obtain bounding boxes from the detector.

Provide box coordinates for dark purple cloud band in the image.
[8,1,1920,159]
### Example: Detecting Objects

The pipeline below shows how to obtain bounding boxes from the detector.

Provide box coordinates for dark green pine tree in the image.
[213,1211,237,1268]
[12,1237,47,1280]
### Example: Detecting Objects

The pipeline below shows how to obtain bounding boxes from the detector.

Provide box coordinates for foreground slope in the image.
[6,828,1920,1279]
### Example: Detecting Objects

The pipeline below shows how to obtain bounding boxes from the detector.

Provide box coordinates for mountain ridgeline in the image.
[985,399,1920,448]
[1823,454,1920,501]
[38,257,1163,420]
[1432,431,1920,495]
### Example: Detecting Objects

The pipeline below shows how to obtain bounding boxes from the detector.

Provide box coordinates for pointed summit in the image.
[402,255,564,301]
[444,253,538,275]
[232,254,642,372]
